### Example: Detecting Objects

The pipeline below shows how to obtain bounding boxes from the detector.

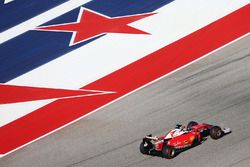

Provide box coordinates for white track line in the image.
[4,0,14,4]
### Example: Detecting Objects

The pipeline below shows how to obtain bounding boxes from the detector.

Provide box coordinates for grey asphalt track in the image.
[1,35,250,167]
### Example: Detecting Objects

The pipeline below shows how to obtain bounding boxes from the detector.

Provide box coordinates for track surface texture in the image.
[1,36,250,167]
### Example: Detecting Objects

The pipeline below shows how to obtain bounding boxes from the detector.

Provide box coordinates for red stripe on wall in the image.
[0,84,112,104]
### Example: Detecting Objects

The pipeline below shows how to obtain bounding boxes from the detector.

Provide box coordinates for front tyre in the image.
[162,146,176,159]
[210,126,223,139]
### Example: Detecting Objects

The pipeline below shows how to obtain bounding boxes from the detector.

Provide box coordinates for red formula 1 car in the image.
[140,121,231,159]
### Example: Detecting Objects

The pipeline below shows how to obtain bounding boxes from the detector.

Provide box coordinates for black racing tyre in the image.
[140,141,150,154]
[187,121,198,130]
[210,126,223,139]
[162,146,176,159]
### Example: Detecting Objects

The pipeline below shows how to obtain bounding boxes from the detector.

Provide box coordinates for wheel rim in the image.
[216,130,221,137]
[170,149,175,157]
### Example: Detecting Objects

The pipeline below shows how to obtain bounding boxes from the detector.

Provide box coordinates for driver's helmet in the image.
[175,124,182,129]
[175,124,185,130]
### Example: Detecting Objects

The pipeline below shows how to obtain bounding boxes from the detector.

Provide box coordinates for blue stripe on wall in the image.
[0,0,67,32]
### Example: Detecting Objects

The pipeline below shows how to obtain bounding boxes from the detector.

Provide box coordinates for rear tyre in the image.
[140,141,150,155]
[210,126,223,139]
[162,146,176,159]
[187,121,198,130]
